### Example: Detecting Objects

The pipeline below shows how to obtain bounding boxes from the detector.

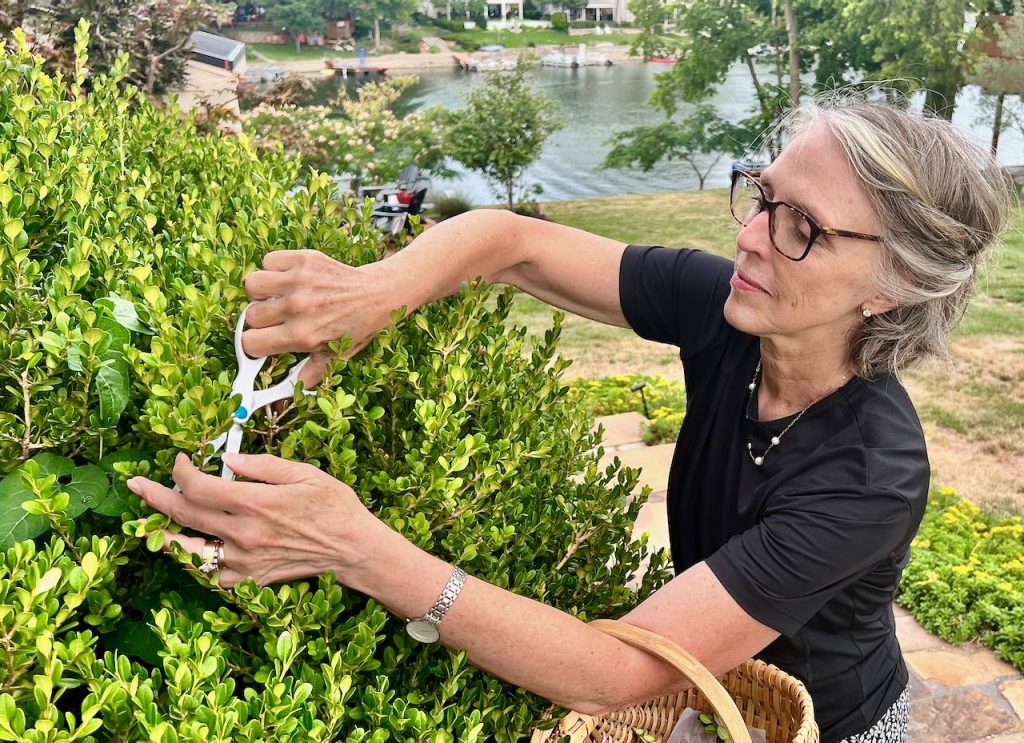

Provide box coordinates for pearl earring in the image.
[862,308,873,318]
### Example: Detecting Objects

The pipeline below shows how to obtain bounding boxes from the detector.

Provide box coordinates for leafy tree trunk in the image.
[783,0,799,106]
[743,54,780,158]
[374,17,381,52]
[991,93,1005,155]
[506,181,514,209]
[295,34,301,53]
[745,55,769,119]
[144,53,159,94]
[691,162,706,190]
[771,0,783,89]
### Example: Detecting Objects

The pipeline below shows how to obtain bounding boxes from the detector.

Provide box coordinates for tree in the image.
[840,0,985,120]
[132,0,232,94]
[3,0,228,94]
[244,75,451,182]
[359,0,419,52]
[969,5,1024,153]
[265,0,327,52]
[445,63,563,209]
[625,0,675,59]
[602,105,752,190]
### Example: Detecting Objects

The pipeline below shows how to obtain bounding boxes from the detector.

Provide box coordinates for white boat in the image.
[540,43,612,68]
[467,56,518,71]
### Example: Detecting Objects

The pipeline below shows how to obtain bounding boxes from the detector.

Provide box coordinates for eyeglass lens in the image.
[731,176,816,260]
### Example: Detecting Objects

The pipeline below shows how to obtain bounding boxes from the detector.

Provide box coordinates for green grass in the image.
[492,190,738,380]
[545,189,737,257]
[441,27,636,49]
[246,42,354,62]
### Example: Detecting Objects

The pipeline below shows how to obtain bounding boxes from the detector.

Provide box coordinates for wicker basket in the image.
[530,619,819,743]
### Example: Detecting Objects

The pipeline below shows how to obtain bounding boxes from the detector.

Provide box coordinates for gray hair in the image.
[779,98,1012,379]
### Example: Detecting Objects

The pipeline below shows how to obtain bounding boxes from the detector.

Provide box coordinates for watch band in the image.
[406,567,467,643]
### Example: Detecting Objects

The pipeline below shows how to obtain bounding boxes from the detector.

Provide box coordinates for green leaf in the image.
[97,296,150,334]
[276,631,294,660]
[0,474,48,550]
[33,567,62,596]
[103,620,163,665]
[145,530,164,552]
[63,465,108,518]
[92,480,136,518]
[67,343,84,372]
[3,218,23,242]
[0,453,76,549]
[96,363,129,425]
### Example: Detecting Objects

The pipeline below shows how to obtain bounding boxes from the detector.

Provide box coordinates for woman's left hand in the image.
[126,452,385,588]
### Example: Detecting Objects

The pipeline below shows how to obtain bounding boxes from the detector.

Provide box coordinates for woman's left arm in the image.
[127,452,779,717]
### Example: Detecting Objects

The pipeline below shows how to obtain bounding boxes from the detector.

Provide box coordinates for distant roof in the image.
[190,31,245,63]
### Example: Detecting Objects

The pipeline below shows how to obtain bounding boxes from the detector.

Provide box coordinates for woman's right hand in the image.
[242,250,396,384]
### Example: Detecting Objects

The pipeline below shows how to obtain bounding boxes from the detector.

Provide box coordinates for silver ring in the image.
[198,538,225,574]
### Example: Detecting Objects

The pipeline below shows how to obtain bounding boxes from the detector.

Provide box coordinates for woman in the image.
[126,100,1011,742]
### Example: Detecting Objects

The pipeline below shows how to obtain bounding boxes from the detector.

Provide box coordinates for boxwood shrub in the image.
[0,25,671,741]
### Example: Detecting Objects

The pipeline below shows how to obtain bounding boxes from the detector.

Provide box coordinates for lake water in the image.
[322,61,1024,204]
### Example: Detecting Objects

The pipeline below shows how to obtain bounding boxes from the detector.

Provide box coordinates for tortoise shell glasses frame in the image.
[730,170,882,261]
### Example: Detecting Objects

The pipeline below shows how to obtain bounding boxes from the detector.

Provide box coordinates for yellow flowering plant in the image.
[901,488,1024,669]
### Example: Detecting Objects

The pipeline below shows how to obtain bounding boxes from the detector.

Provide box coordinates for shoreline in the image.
[245,42,643,78]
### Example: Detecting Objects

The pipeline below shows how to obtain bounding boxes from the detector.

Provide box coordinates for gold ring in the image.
[198,538,225,574]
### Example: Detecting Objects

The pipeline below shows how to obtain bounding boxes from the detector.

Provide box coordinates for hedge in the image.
[0,24,670,741]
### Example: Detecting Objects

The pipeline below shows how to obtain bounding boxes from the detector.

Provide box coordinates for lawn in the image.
[510,189,1024,509]
[246,42,356,62]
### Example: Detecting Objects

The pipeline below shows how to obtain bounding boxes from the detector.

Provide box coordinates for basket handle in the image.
[587,619,753,743]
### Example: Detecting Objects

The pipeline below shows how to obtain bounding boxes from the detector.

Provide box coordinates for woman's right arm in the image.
[241,209,629,359]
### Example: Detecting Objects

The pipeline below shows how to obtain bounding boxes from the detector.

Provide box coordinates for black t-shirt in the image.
[618,246,929,743]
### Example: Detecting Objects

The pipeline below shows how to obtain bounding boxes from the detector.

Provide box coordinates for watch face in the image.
[406,619,440,643]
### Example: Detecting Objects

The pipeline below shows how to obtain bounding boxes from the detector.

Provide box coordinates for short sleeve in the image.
[618,245,735,357]
[705,488,912,636]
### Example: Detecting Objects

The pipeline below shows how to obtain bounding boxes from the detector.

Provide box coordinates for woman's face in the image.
[723,122,892,346]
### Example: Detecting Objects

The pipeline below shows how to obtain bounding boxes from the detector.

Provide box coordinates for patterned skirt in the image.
[838,687,911,743]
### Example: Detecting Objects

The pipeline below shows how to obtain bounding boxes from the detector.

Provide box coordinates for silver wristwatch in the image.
[405,567,467,643]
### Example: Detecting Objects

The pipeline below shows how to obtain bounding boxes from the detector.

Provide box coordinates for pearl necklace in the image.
[745,360,846,467]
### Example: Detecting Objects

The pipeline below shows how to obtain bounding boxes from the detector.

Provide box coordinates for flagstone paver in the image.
[632,489,670,551]
[905,647,1020,688]
[596,412,648,449]
[894,609,947,653]
[908,688,1021,742]
[595,413,1024,742]
[600,443,675,496]
[1002,680,1024,720]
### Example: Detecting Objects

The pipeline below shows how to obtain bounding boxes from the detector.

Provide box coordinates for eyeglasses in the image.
[729,170,882,261]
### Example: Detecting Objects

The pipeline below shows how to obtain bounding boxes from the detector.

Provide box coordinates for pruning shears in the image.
[191,303,314,481]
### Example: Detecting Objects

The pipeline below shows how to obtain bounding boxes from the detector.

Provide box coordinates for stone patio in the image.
[596,412,1024,742]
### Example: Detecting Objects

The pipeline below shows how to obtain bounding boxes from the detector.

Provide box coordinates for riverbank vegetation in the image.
[617,0,1023,185]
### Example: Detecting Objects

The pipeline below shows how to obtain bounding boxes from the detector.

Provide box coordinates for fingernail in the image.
[222,453,239,467]
[126,478,142,495]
